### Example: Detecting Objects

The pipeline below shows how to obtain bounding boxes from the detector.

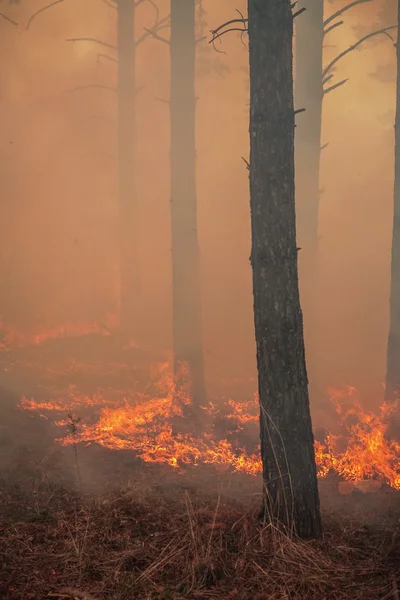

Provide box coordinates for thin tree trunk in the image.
[170,0,206,404]
[294,0,324,402]
[118,0,139,336]
[248,0,322,539]
[385,1,400,402]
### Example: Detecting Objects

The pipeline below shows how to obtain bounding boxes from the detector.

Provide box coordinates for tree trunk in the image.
[170,0,206,404]
[248,0,322,539]
[385,1,400,402]
[118,0,139,336]
[294,1,324,402]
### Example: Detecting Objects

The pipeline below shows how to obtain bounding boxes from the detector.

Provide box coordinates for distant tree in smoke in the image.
[385,0,400,402]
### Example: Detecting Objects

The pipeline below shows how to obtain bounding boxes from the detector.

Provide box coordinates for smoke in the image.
[0,0,397,408]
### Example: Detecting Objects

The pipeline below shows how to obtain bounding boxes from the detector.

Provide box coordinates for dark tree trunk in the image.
[385,1,400,402]
[170,0,206,404]
[294,1,324,402]
[248,0,322,539]
[118,0,139,336]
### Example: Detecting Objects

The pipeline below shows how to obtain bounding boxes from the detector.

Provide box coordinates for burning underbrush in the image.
[16,362,400,490]
[0,329,400,598]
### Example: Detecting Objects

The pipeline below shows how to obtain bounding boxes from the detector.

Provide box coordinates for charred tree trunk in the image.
[385,2,400,402]
[294,1,324,402]
[118,0,139,336]
[248,0,322,539]
[170,0,206,404]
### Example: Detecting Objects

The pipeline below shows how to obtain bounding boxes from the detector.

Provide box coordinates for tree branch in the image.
[143,26,169,44]
[323,78,348,95]
[66,37,117,51]
[323,0,373,28]
[97,53,118,65]
[26,0,64,30]
[322,26,397,79]
[293,7,306,19]
[322,74,334,85]
[324,20,343,37]
[99,0,117,8]
[0,13,18,26]
[210,3,299,45]
[135,16,170,47]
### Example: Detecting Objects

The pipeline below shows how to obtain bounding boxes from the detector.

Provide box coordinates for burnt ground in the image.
[0,335,399,599]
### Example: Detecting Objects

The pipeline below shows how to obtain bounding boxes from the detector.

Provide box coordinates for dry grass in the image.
[1,470,400,600]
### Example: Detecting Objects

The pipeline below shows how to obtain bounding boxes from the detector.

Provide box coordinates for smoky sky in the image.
[0,0,397,408]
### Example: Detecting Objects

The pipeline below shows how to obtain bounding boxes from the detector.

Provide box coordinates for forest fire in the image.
[0,318,115,351]
[19,366,400,489]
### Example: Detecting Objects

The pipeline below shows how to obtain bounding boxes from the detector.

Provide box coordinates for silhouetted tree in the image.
[385,1,400,401]
[210,0,321,537]
[295,0,396,399]
[117,0,138,337]
[32,0,167,336]
[170,0,206,403]
[248,0,321,538]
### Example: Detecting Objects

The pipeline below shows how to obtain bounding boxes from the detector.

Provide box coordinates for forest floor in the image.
[0,446,400,600]
[0,334,399,599]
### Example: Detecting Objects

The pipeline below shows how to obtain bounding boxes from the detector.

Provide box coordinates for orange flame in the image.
[18,367,400,487]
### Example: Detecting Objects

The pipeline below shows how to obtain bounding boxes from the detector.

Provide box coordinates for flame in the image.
[0,315,116,350]
[315,387,400,490]
[17,360,400,487]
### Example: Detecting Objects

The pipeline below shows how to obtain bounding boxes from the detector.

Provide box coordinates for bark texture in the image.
[294,1,324,402]
[170,0,206,403]
[385,1,400,401]
[118,0,139,336]
[248,0,322,539]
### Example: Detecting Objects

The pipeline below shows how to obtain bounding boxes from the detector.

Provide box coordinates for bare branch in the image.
[143,26,169,44]
[322,74,334,85]
[293,7,306,19]
[139,0,159,23]
[0,13,18,26]
[322,26,398,79]
[64,84,117,94]
[209,9,248,45]
[26,0,64,30]
[323,78,348,95]
[66,37,117,51]
[97,53,118,65]
[323,0,373,28]
[99,0,117,8]
[321,143,329,151]
[135,15,170,47]
[294,108,306,115]
[209,2,302,45]
[241,156,250,171]
[324,20,343,37]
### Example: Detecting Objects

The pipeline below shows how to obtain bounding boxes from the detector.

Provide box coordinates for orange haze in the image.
[0,0,396,410]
